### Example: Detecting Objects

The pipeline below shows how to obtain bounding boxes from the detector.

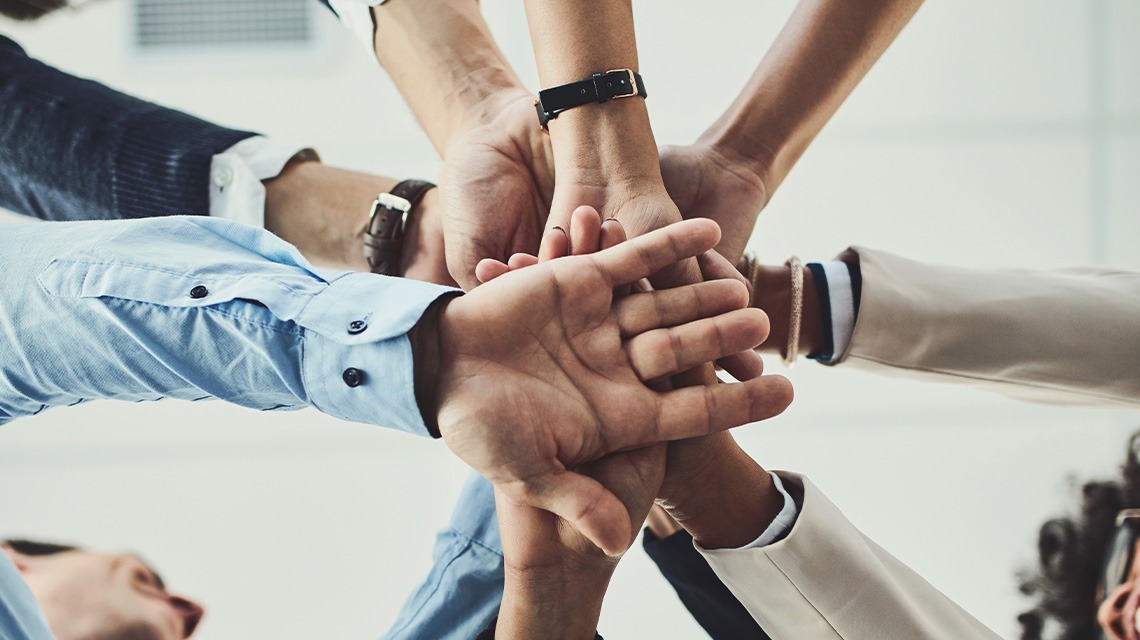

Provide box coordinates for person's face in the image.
[1098,537,1140,640]
[11,548,204,640]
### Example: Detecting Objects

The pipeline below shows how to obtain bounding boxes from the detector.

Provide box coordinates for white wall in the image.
[1,1,1138,638]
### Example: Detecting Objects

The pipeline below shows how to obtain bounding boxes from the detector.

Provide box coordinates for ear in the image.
[1,545,29,573]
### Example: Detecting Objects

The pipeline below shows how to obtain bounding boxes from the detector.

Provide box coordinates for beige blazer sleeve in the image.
[834,247,1140,408]
[699,473,1000,640]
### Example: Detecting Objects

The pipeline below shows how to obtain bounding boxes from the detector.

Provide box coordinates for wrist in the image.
[372,0,527,153]
[407,295,455,438]
[498,567,611,639]
[697,112,782,196]
[747,262,821,358]
[264,161,389,272]
[658,436,783,550]
[548,95,662,189]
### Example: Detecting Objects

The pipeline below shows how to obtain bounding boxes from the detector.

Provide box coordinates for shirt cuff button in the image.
[342,367,365,388]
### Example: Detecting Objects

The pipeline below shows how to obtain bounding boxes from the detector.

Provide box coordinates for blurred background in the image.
[1,0,1138,637]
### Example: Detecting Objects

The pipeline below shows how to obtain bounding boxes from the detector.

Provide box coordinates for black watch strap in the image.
[535,69,646,129]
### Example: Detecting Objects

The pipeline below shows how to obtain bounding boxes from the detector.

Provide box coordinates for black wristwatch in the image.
[534,68,647,129]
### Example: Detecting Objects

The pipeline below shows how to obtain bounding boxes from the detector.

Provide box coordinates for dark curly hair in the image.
[1018,432,1140,639]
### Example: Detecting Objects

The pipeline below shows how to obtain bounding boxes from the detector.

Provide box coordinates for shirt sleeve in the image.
[0,216,459,436]
[0,554,55,640]
[209,137,317,228]
[0,35,256,223]
[327,0,384,53]
[738,472,799,549]
[806,260,859,365]
[697,473,1000,639]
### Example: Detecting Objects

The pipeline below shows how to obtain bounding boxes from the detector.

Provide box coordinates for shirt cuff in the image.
[298,271,462,437]
[328,0,384,54]
[739,472,799,549]
[807,260,858,365]
[208,136,315,228]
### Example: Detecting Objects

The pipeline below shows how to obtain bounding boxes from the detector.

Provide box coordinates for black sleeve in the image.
[643,528,771,640]
[0,35,257,221]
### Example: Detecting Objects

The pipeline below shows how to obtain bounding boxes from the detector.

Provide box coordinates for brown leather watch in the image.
[363,179,435,276]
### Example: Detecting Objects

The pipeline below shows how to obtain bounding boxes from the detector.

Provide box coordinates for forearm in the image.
[263,159,395,272]
[496,570,610,639]
[523,0,662,201]
[702,0,922,193]
[372,0,527,154]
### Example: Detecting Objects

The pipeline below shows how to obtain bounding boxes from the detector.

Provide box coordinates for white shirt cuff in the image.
[740,471,799,549]
[329,0,383,54]
[208,136,313,228]
[821,260,856,363]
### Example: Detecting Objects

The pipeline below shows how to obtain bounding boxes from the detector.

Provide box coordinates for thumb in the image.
[510,471,634,557]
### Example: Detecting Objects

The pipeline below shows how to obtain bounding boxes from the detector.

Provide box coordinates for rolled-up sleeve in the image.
[0,216,459,435]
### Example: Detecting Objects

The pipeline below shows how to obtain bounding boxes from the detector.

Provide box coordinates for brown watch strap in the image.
[363,179,436,276]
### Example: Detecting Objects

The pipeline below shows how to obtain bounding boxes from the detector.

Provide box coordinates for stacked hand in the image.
[438,91,555,290]
[475,207,791,639]
[431,212,792,556]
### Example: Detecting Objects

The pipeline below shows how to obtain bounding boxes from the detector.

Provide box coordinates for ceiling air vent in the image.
[134,0,313,49]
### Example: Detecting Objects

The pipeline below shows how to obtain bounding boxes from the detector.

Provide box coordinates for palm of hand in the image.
[437,258,657,495]
[439,96,555,290]
[659,143,769,265]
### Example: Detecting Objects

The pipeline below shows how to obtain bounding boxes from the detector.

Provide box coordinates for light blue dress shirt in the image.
[0,215,504,639]
[0,216,457,432]
[383,472,503,640]
[0,553,55,640]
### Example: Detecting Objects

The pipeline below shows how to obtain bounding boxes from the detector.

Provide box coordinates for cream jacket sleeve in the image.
[834,247,1140,408]
[694,253,1140,638]
[700,473,1001,640]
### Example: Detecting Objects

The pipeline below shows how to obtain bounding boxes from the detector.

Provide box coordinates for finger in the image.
[616,278,749,337]
[699,249,750,288]
[599,217,627,251]
[717,350,766,381]
[654,375,794,442]
[510,471,634,557]
[591,218,721,287]
[626,308,770,381]
[569,205,603,256]
[507,252,539,270]
[475,258,510,284]
[538,225,569,262]
[601,218,634,298]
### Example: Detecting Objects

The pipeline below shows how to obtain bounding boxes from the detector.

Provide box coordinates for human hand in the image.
[428,216,792,555]
[438,91,555,290]
[659,142,769,266]
[494,444,663,639]
[474,210,793,553]
[492,208,664,639]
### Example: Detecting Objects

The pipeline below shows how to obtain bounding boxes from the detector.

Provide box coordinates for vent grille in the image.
[135,0,312,49]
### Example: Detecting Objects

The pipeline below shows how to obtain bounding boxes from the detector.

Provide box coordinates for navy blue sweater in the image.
[0,35,256,221]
